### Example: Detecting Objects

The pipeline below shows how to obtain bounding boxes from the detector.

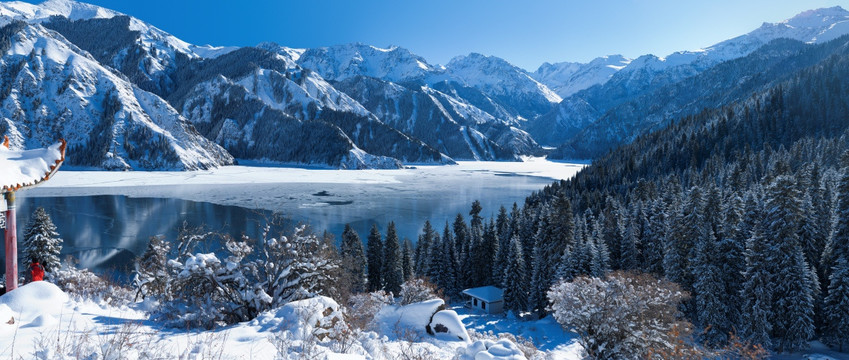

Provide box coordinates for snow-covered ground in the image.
[0,282,581,359]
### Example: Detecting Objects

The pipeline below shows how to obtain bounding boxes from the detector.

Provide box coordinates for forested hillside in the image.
[362,32,849,354]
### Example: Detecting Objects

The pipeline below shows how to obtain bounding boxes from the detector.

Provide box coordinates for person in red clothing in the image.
[30,259,44,282]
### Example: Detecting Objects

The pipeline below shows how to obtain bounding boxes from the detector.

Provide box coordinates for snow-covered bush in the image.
[150,222,342,329]
[548,271,695,360]
[399,277,443,305]
[52,260,134,306]
[346,290,394,331]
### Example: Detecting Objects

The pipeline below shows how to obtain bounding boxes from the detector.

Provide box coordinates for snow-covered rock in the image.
[0,282,68,324]
[457,339,527,360]
[430,309,470,342]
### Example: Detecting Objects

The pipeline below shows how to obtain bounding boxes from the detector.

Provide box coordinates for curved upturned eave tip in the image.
[0,138,67,193]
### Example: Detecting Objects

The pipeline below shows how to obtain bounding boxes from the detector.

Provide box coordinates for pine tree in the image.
[621,209,639,270]
[528,242,546,316]
[823,167,849,294]
[340,224,367,293]
[665,186,702,291]
[453,213,471,289]
[21,207,62,273]
[797,194,821,262]
[693,226,728,346]
[741,227,773,349]
[764,176,815,352]
[643,199,666,275]
[718,194,745,326]
[823,257,849,351]
[382,222,403,294]
[366,224,383,292]
[416,220,436,277]
[480,220,499,286]
[441,222,460,298]
[427,231,443,284]
[501,236,528,313]
[600,198,625,268]
[402,238,414,282]
[589,217,610,277]
[494,205,511,284]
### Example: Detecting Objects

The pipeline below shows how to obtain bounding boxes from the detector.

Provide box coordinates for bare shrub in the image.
[346,290,394,331]
[399,278,443,306]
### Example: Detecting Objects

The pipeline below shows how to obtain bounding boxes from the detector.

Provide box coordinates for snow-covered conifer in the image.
[382,222,403,294]
[366,224,384,292]
[21,207,62,272]
[502,236,528,313]
[340,224,366,293]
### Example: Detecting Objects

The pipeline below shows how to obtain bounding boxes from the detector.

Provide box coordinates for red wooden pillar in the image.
[4,191,15,292]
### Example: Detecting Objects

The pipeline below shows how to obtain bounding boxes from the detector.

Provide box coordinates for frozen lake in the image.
[2,159,584,275]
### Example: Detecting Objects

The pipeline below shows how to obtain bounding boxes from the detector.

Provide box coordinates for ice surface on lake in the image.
[5,159,584,274]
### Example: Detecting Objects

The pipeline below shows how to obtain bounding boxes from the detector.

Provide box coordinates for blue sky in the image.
[31,0,849,70]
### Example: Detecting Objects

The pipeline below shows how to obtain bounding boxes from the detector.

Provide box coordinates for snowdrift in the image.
[0,282,68,324]
[458,339,528,360]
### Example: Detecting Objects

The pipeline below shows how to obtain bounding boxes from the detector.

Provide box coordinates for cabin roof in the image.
[462,286,504,303]
[0,137,66,193]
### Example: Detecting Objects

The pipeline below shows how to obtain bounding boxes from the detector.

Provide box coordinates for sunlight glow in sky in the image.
[27,0,849,70]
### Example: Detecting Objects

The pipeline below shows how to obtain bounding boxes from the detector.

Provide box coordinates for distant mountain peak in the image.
[781,6,849,28]
[37,0,120,20]
[297,42,438,82]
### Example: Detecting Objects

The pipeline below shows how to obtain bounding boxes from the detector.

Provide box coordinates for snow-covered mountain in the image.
[333,76,534,160]
[442,53,561,120]
[533,55,630,98]
[0,18,232,170]
[297,43,438,83]
[530,6,849,153]
[0,0,451,169]
[165,47,450,167]
[296,43,543,159]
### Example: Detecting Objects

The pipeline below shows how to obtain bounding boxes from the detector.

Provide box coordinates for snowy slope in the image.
[333,76,533,160]
[0,282,580,359]
[234,68,372,119]
[0,21,232,170]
